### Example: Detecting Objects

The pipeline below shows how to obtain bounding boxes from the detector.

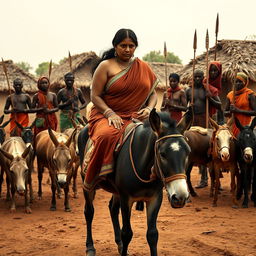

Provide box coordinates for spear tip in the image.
[206,29,209,49]
[164,41,167,58]
[215,13,219,35]
[193,29,197,50]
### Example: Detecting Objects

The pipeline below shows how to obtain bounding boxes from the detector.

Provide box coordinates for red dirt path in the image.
[0,168,255,256]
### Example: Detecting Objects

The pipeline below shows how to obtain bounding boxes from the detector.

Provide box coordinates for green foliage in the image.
[35,61,57,76]
[142,50,182,64]
[16,62,32,72]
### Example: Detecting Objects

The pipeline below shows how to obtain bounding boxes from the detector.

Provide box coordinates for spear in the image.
[48,59,52,83]
[205,29,210,128]
[68,51,72,72]
[214,13,219,61]
[191,29,197,105]
[164,41,168,90]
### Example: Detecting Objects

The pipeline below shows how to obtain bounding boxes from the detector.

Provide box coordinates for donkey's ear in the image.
[0,115,4,125]
[250,116,256,130]
[177,106,193,134]
[209,117,219,130]
[149,108,162,135]
[234,117,244,132]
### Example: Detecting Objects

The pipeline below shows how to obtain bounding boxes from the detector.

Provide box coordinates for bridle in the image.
[129,131,187,187]
[212,127,235,158]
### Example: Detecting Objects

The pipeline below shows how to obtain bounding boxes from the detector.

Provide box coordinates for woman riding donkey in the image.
[82,28,158,191]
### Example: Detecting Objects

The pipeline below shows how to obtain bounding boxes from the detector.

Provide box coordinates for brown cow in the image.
[35,128,76,211]
[0,137,31,213]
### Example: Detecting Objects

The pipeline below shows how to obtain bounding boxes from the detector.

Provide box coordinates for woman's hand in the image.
[137,107,152,121]
[108,113,124,129]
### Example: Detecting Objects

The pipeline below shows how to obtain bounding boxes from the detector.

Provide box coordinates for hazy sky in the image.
[1,0,255,72]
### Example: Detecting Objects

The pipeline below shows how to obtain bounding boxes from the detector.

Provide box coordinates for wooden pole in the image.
[214,13,219,61]
[1,58,16,122]
[164,42,168,90]
[191,30,197,105]
[205,29,210,128]
[48,59,52,83]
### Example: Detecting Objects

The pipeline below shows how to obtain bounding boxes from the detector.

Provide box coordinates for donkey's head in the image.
[235,117,256,163]
[149,108,192,208]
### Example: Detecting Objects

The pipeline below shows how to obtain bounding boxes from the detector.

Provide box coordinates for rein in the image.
[129,130,186,185]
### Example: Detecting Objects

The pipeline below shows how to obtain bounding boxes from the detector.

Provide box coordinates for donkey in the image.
[235,117,256,207]
[78,109,192,256]
[208,118,240,208]
[0,137,31,213]
[35,128,76,211]
[0,115,12,197]
[64,117,86,198]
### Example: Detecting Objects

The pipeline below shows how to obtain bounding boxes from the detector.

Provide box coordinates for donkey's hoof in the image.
[212,202,217,207]
[25,207,32,214]
[50,206,56,211]
[10,207,16,213]
[232,204,239,209]
[86,248,96,256]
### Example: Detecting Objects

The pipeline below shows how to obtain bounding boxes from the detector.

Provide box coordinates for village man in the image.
[4,78,32,136]
[161,73,187,122]
[57,72,87,132]
[186,69,223,188]
[31,76,58,136]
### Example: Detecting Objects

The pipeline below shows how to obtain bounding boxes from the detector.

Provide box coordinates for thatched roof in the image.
[148,62,183,90]
[180,40,256,84]
[0,60,37,93]
[48,51,100,90]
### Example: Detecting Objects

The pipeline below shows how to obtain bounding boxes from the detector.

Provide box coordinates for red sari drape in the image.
[83,58,158,191]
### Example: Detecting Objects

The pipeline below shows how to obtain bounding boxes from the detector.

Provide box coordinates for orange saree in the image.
[227,87,254,137]
[83,58,159,191]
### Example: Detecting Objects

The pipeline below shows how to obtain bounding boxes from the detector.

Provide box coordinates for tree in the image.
[142,50,182,64]
[35,61,57,76]
[16,62,32,72]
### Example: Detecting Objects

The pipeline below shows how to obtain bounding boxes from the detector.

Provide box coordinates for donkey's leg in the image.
[72,161,79,198]
[186,163,197,197]
[50,174,57,211]
[108,195,122,254]
[242,166,250,208]
[146,192,163,256]
[120,196,133,256]
[251,167,256,207]
[10,184,16,213]
[37,162,44,200]
[28,169,34,203]
[25,184,32,214]
[84,189,96,256]
[0,168,3,198]
[64,184,71,212]
[213,168,220,207]
[6,175,11,201]
[230,168,239,208]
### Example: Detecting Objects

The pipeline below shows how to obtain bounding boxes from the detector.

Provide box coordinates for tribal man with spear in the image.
[2,59,32,136]
[57,52,87,132]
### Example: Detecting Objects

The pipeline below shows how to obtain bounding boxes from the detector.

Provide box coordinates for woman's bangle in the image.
[146,106,153,112]
[103,108,115,118]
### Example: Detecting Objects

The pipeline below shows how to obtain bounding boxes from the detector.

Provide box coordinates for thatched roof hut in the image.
[179,39,256,103]
[0,60,37,93]
[48,51,99,91]
[148,62,183,90]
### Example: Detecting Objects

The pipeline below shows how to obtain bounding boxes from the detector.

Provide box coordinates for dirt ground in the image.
[0,167,256,256]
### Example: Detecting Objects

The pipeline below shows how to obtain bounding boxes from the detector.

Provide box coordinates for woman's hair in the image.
[169,73,180,82]
[92,28,138,75]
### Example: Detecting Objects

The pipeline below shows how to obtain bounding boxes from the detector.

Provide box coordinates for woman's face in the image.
[235,78,245,91]
[115,38,136,62]
[39,78,49,92]
[209,64,219,80]
[169,77,179,89]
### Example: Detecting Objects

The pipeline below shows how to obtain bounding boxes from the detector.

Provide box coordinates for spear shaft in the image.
[205,29,209,128]
[191,30,197,105]
[1,58,17,122]
[164,42,168,90]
